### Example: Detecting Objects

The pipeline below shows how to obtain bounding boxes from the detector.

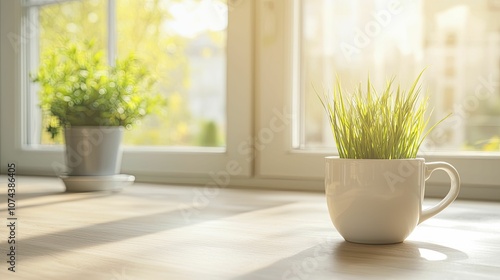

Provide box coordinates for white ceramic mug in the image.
[325,157,460,244]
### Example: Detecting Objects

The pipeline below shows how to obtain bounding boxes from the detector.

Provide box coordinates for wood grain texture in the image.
[0,176,499,280]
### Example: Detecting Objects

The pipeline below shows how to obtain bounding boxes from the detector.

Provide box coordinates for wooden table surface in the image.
[1,176,499,280]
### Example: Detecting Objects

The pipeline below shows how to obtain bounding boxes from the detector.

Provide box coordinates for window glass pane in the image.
[33,0,227,147]
[117,0,227,146]
[37,0,108,144]
[298,0,500,152]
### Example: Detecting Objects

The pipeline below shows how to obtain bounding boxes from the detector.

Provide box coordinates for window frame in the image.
[254,0,500,200]
[2,0,500,201]
[0,0,253,180]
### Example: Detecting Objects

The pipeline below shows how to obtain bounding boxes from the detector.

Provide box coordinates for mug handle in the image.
[419,162,461,224]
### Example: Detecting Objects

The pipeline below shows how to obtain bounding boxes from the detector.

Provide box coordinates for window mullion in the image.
[107,0,117,66]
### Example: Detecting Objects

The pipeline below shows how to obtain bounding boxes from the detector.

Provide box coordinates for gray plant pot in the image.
[64,126,124,176]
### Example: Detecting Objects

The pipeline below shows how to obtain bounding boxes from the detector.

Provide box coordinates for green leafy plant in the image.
[32,40,166,139]
[317,71,450,159]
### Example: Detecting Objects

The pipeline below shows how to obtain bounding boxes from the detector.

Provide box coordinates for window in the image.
[30,0,227,147]
[256,0,500,198]
[2,0,499,200]
[298,0,500,152]
[0,0,252,178]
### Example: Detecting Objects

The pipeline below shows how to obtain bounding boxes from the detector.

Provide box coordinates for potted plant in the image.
[318,71,461,244]
[32,40,165,192]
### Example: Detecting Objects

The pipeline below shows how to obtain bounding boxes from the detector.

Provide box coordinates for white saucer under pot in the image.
[60,174,135,192]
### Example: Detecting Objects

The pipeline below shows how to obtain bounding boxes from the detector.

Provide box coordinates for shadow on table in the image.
[235,239,468,280]
[0,190,116,212]
[0,196,296,262]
